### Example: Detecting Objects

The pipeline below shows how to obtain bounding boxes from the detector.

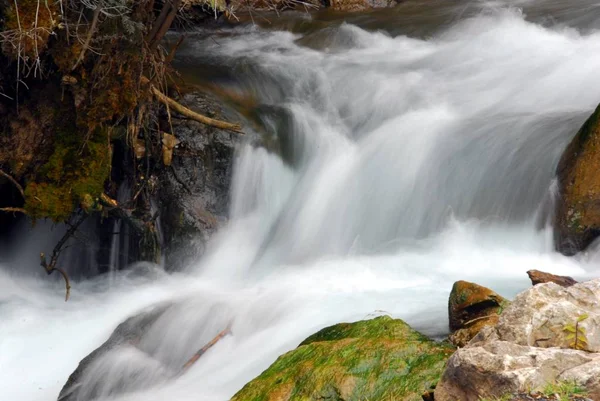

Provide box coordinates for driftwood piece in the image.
[527,270,578,288]
[181,325,232,373]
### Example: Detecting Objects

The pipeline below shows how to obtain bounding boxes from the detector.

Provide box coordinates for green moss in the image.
[24,126,111,221]
[231,316,455,401]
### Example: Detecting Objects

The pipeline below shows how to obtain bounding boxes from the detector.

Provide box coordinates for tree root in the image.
[181,324,232,373]
[143,78,243,133]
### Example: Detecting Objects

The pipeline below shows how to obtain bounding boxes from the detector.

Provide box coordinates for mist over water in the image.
[3,2,600,400]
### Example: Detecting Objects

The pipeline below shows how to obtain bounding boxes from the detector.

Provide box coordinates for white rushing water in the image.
[4,2,600,400]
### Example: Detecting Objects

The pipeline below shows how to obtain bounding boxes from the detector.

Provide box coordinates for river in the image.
[2,0,600,400]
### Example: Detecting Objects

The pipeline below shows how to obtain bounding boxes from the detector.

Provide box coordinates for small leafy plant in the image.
[563,313,589,351]
[542,380,588,400]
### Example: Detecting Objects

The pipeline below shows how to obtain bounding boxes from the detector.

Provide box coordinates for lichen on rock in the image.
[231,315,455,401]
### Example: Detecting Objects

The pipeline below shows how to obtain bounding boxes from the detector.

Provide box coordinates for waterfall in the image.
[3,2,600,400]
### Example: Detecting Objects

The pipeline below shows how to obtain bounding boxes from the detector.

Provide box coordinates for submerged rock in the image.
[435,279,600,401]
[527,269,578,287]
[58,303,171,401]
[231,315,455,401]
[448,280,507,347]
[555,104,600,255]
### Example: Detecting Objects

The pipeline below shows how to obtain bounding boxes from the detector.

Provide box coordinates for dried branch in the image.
[0,207,27,214]
[146,0,175,45]
[40,212,88,301]
[181,324,232,373]
[0,169,25,198]
[149,0,182,51]
[147,82,243,133]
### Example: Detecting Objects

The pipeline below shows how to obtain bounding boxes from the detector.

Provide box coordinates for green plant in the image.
[563,313,589,351]
[542,380,587,400]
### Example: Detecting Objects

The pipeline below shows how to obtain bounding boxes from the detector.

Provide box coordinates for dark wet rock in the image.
[158,90,241,270]
[448,280,508,347]
[555,104,600,255]
[58,303,171,401]
[527,269,578,287]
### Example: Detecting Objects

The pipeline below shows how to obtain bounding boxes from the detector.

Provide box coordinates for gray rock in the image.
[559,359,600,400]
[492,280,600,352]
[436,339,597,401]
[435,279,600,401]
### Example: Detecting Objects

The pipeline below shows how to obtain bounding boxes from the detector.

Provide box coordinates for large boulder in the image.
[435,279,600,401]
[448,280,508,347]
[555,104,600,255]
[231,316,455,401]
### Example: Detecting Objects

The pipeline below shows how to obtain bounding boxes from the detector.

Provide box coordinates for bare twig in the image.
[165,35,185,66]
[40,212,88,301]
[0,169,25,198]
[0,207,27,214]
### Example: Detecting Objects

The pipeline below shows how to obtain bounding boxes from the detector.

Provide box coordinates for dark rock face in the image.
[58,304,172,401]
[555,104,600,255]
[158,91,241,270]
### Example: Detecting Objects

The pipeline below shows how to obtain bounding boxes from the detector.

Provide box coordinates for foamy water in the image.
[3,2,600,400]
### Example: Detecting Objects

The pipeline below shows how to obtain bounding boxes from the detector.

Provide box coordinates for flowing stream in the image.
[4,1,600,400]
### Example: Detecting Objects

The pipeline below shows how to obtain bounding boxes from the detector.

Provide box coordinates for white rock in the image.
[435,279,600,401]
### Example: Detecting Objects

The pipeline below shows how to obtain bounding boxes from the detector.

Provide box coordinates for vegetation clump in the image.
[479,380,589,401]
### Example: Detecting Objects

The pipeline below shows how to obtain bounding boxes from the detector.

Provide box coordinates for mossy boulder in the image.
[448,281,508,347]
[555,104,600,255]
[231,316,455,401]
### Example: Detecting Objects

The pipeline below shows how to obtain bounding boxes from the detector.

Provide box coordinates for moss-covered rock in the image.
[555,104,600,255]
[231,316,455,401]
